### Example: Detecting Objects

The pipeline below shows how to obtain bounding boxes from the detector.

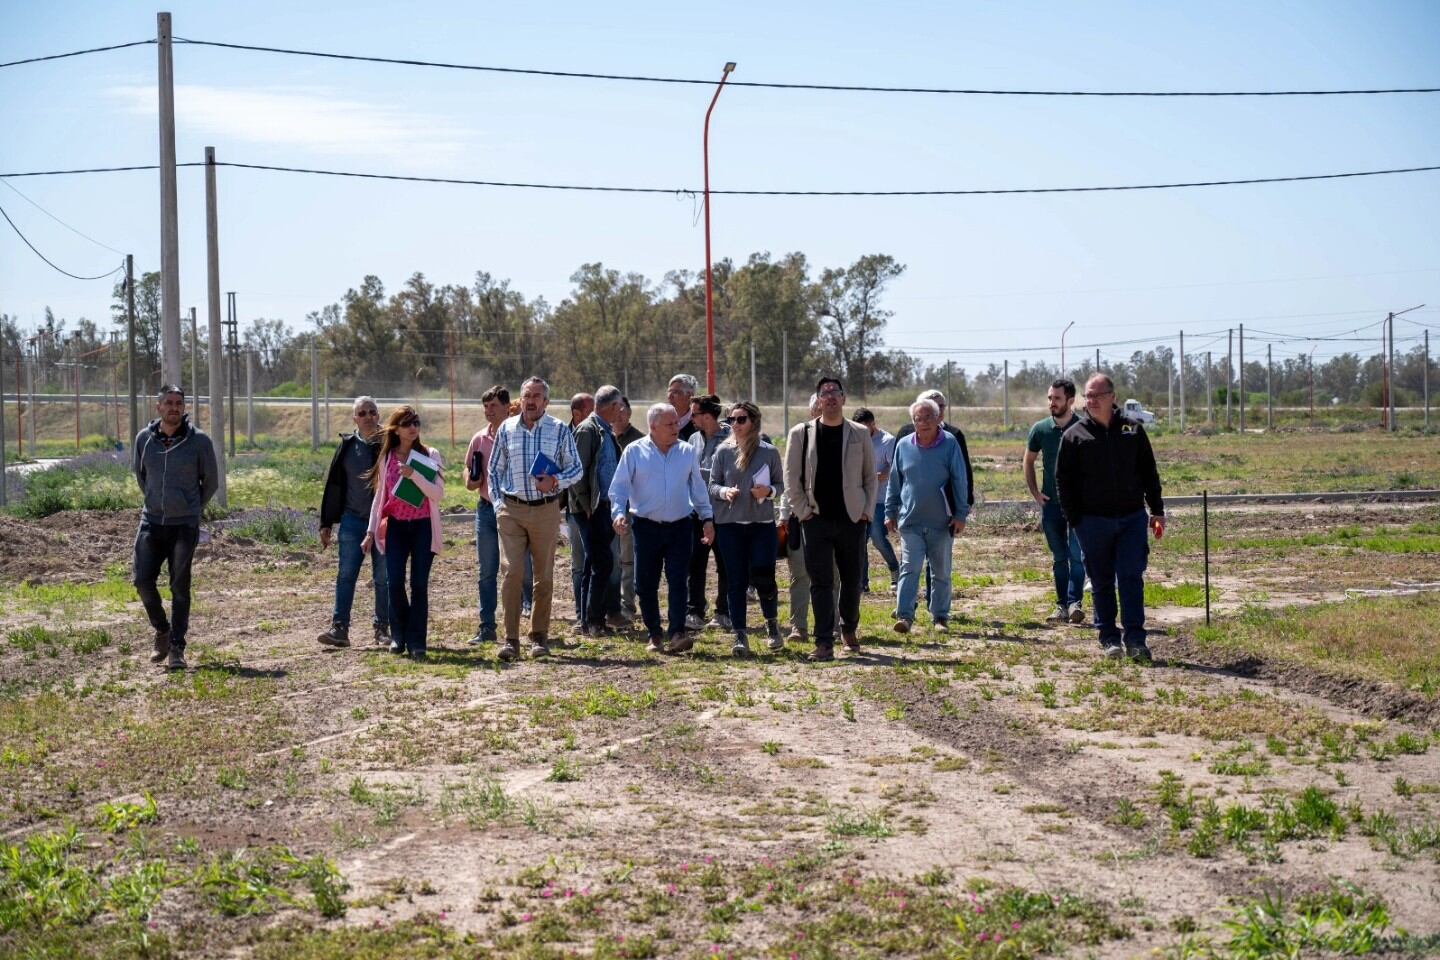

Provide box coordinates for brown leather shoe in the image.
[842,631,861,653]
[150,629,171,664]
[663,634,695,655]
[807,646,834,663]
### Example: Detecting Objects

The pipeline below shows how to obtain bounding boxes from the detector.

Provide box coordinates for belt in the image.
[504,492,559,507]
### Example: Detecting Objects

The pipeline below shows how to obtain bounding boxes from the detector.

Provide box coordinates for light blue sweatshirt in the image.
[885,431,970,529]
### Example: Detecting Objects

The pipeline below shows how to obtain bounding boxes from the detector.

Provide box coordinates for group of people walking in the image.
[128,369,1165,670]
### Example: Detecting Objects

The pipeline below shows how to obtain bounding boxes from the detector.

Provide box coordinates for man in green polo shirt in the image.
[1025,378,1086,623]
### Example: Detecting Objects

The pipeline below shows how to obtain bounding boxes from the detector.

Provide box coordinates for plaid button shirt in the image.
[488,412,581,502]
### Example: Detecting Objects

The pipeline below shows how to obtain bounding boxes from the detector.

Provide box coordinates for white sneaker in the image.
[684,613,705,632]
[1046,604,1068,623]
[1067,602,1086,624]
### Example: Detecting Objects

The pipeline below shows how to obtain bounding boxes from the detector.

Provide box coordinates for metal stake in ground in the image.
[1203,489,1210,626]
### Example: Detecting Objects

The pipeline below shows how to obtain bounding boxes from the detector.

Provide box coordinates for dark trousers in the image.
[687,515,728,620]
[384,518,436,654]
[714,523,779,633]
[1074,509,1150,646]
[133,520,199,648]
[633,517,692,639]
[578,503,615,627]
[801,514,867,648]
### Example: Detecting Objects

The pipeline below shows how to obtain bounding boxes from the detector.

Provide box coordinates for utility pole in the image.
[1095,348,1100,373]
[946,359,953,405]
[109,331,119,440]
[157,12,182,387]
[13,348,22,461]
[781,329,789,436]
[224,292,237,457]
[1002,359,1010,430]
[1238,324,1246,433]
[1224,329,1232,430]
[1266,343,1273,431]
[310,335,319,451]
[126,254,138,441]
[1166,358,1173,425]
[204,147,228,505]
[1205,351,1213,425]
[189,307,200,428]
[447,330,456,448]
[1385,304,1427,431]
[246,349,254,446]
[1178,331,1186,432]
[1388,312,1397,432]
[1,346,8,506]
[324,377,331,442]
[750,340,757,403]
[26,340,36,449]
[1425,329,1431,432]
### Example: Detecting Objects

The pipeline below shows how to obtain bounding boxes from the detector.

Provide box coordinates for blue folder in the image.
[530,450,561,477]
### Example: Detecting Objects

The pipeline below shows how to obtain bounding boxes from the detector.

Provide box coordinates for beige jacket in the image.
[783,418,876,523]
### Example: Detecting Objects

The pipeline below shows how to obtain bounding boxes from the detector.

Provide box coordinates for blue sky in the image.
[3,0,1438,374]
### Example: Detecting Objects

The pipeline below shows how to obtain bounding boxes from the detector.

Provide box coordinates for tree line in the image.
[1,254,1432,409]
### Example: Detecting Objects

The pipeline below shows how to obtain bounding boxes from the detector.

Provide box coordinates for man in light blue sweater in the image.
[885,398,969,633]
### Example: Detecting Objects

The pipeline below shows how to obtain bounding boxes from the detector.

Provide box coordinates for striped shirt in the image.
[488,412,581,502]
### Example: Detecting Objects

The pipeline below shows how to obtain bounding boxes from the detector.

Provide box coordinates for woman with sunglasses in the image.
[707,402,785,655]
[363,406,445,660]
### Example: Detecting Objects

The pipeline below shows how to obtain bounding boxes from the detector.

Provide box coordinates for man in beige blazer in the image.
[783,376,876,661]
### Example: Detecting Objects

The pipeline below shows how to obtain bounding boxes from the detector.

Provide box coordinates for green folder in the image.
[392,450,439,508]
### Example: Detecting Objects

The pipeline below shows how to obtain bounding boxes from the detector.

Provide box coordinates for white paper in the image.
[753,463,771,488]
[407,449,439,472]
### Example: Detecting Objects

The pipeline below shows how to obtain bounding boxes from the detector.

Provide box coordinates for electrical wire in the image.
[0,177,127,255]
[171,37,1440,97]
[0,202,123,281]
[3,159,1437,196]
[0,39,154,69]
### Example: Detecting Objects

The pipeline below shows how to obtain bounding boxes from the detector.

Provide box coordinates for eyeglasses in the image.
[356,409,379,417]
[1083,391,1113,400]
[725,415,750,424]
[399,417,421,428]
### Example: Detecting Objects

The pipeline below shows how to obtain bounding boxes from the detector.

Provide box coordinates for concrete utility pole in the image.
[189,307,200,428]
[781,329,789,435]
[1206,351,1213,425]
[1386,304,1426,431]
[750,340,757,403]
[1424,329,1430,432]
[1,345,8,507]
[225,293,237,457]
[1388,313,1397,432]
[204,147,228,505]
[157,12,182,387]
[246,350,254,445]
[1178,331,1186,432]
[310,336,319,451]
[1225,328,1233,430]
[1002,359,1010,430]
[1266,343,1273,431]
[126,254,138,441]
[1238,324,1246,433]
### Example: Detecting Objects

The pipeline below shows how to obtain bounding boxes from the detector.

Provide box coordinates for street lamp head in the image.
[723,62,737,73]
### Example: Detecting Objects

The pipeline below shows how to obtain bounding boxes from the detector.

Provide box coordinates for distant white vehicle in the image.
[1121,398,1157,423]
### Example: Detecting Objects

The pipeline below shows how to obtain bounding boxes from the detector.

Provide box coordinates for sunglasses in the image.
[398,417,421,428]
[725,415,751,424]
[356,409,379,417]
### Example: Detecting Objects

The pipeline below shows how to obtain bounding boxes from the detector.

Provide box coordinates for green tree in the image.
[816,254,905,398]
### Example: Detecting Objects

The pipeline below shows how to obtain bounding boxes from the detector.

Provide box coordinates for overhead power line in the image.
[0,202,122,281]
[0,39,154,69]
[3,160,1436,197]
[172,37,1440,97]
[0,177,127,255]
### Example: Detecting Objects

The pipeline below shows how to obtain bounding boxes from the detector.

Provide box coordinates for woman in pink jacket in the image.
[363,406,444,660]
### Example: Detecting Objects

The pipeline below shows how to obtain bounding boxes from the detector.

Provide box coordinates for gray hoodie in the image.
[133,416,220,525]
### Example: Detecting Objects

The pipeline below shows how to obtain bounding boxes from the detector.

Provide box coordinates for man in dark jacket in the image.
[317,396,389,648]
[1055,374,1166,662]
[571,385,626,635]
[132,385,219,671]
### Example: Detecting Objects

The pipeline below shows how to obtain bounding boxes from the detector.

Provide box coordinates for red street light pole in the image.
[703,61,736,394]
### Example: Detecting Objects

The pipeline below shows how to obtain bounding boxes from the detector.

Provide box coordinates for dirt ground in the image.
[1,499,1438,957]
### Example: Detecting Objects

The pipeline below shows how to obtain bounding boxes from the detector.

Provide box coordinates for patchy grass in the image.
[1192,594,1440,695]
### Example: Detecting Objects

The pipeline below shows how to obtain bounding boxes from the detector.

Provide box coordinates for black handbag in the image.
[782,422,809,553]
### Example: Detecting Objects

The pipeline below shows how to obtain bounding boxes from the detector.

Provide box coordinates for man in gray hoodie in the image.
[132,385,219,670]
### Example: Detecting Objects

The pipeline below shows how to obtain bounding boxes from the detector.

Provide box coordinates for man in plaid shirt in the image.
[489,376,582,660]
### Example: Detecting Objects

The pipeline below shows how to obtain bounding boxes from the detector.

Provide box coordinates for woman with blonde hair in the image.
[707,401,785,655]
[363,405,445,660]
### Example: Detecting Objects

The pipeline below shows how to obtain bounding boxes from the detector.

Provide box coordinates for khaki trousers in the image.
[497,497,562,642]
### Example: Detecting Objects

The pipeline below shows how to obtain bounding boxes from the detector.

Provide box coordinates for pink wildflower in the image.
[521,912,534,922]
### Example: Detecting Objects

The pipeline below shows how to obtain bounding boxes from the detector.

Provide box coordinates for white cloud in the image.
[108,84,471,168]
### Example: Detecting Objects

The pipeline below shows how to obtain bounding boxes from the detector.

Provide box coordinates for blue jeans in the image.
[385,517,435,655]
[133,520,198,648]
[1041,501,1086,607]
[334,512,389,629]
[1074,510,1150,646]
[863,499,901,590]
[632,517,692,639]
[478,500,531,635]
[897,524,954,623]
[567,512,589,621]
[578,503,615,628]
[714,523,779,633]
